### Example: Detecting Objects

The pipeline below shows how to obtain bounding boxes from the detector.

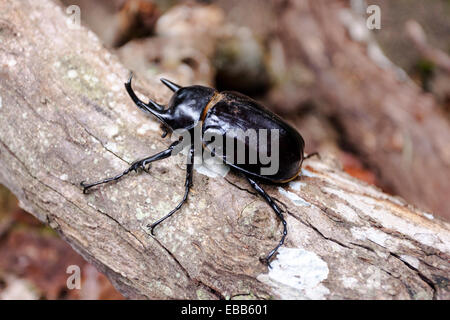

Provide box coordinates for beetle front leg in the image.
[80,140,180,194]
[147,144,194,235]
[245,176,287,268]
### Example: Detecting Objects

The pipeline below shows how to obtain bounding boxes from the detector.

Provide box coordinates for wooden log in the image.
[274,0,450,220]
[0,0,448,299]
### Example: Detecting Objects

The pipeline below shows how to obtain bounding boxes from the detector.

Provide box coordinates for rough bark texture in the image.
[0,0,449,299]
[275,0,450,220]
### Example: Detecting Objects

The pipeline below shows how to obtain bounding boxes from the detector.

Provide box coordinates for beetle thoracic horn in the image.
[160,78,182,92]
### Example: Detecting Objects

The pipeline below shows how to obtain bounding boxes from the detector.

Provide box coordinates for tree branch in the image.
[275,0,450,220]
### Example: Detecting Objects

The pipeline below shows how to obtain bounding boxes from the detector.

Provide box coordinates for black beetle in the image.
[81,75,316,266]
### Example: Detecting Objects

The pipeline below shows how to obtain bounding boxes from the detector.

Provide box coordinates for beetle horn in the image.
[160,78,182,92]
[125,73,170,123]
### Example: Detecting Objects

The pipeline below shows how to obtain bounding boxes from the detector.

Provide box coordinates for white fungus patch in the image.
[278,187,310,207]
[7,58,17,67]
[324,193,360,223]
[59,174,68,181]
[193,156,229,178]
[136,207,150,221]
[301,168,317,178]
[107,73,119,84]
[177,145,230,178]
[414,233,440,247]
[423,212,434,220]
[350,227,389,247]
[67,69,78,79]
[399,255,420,269]
[104,125,119,138]
[341,276,358,288]
[0,96,2,109]
[257,248,330,299]
[137,122,160,135]
[289,181,306,191]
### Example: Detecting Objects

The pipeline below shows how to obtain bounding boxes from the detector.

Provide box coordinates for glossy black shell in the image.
[201,91,305,183]
[164,86,216,130]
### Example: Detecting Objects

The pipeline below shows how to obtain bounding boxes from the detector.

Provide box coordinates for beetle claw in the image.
[159,123,170,138]
[126,72,133,85]
[259,257,272,269]
[130,163,139,173]
[130,160,148,173]
[80,181,89,194]
[147,223,156,236]
[142,162,151,173]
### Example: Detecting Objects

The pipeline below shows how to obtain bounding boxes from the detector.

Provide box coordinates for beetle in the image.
[81,75,316,266]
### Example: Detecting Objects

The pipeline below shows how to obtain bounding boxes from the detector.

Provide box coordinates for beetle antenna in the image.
[160,78,182,92]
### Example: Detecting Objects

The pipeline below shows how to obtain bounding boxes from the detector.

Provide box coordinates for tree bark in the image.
[0,0,449,299]
[274,0,450,220]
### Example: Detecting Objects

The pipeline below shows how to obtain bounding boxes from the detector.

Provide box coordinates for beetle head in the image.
[125,74,216,134]
[163,80,216,131]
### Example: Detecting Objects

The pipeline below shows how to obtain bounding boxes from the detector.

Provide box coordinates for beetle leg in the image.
[80,140,180,194]
[245,176,287,268]
[160,124,169,138]
[147,144,194,235]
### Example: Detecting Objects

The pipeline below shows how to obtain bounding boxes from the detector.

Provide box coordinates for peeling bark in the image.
[0,0,449,299]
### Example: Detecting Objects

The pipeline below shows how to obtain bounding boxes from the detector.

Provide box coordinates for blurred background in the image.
[0,0,449,299]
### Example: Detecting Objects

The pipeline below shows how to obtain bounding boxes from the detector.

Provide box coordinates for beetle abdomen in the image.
[201,91,305,183]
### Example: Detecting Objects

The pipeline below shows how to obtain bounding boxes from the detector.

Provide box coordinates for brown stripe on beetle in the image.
[200,92,224,122]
